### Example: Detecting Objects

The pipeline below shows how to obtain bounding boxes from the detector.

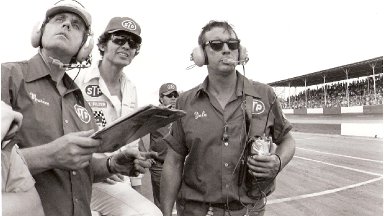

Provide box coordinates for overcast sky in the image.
[1,0,382,105]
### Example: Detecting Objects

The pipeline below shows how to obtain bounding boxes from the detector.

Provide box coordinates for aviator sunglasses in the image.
[110,35,140,49]
[163,92,179,98]
[205,39,240,51]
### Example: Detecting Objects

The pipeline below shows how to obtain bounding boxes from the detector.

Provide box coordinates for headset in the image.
[190,44,249,67]
[30,1,94,65]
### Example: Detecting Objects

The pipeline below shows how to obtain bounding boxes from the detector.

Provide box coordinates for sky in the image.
[1,0,383,106]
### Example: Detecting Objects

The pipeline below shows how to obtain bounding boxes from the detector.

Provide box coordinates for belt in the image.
[210,201,245,211]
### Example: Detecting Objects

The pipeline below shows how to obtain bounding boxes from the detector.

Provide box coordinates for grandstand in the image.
[269,56,383,114]
[268,57,383,138]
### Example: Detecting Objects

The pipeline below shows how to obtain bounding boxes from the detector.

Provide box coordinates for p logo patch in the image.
[252,99,265,115]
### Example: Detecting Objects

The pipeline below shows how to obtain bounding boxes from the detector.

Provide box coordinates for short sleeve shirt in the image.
[2,145,35,193]
[1,53,97,216]
[166,72,292,204]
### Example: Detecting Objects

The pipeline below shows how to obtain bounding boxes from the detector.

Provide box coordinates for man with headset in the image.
[160,20,295,216]
[1,1,153,216]
[73,16,162,216]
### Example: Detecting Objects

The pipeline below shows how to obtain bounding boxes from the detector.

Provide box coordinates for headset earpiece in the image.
[191,46,206,67]
[76,35,94,62]
[31,21,44,48]
[238,45,249,64]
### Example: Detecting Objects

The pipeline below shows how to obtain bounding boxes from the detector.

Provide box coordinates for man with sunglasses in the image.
[144,83,179,208]
[161,21,295,216]
[73,17,162,216]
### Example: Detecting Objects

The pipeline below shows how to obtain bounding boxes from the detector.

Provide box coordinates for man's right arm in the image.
[160,147,185,215]
[21,130,100,175]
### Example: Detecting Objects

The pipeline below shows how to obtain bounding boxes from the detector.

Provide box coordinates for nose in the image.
[222,42,231,54]
[62,20,71,30]
[121,40,133,50]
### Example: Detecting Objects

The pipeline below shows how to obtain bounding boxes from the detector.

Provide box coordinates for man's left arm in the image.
[91,148,157,182]
[247,132,295,179]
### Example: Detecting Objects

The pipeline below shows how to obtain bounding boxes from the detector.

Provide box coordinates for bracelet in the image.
[106,156,114,174]
[274,153,282,174]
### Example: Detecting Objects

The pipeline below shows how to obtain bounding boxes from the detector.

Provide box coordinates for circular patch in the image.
[121,20,136,31]
[252,99,265,114]
[74,104,91,124]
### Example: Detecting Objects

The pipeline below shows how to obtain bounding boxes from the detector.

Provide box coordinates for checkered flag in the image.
[93,110,107,127]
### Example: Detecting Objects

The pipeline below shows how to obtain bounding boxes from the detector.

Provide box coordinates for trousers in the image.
[176,199,265,216]
[91,180,162,216]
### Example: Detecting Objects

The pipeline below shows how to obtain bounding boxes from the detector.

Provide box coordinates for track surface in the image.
[141,114,383,215]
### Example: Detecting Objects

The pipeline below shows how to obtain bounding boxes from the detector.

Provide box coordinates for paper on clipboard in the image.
[91,104,186,153]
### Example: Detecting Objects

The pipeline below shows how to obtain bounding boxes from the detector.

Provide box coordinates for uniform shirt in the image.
[165,72,292,204]
[73,61,138,129]
[1,53,97,216]
[149,123,172,163]
[74,62,142,185]
[2,145,35,193]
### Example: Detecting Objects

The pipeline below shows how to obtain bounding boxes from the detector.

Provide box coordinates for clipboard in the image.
[91,104,186,153]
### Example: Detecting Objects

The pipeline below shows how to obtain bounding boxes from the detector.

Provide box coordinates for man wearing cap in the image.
[73,16,162,216]
[1,2,153,216]
[145,83,179,208]
[160,20,295,216]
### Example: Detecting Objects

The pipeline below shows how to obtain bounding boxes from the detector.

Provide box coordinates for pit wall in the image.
[283,104,382,115]
[283,105,383,138]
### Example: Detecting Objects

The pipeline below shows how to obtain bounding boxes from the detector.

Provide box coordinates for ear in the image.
[97,42,106,52]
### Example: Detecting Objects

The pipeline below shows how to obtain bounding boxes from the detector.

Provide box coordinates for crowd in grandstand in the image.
[282,74,383,109]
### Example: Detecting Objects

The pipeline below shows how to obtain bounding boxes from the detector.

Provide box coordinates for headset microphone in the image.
[49,57,92,69]
[221,58,249,65]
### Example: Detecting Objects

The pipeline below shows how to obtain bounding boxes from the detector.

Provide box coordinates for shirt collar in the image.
[194,71,261,99]
[25,53,52,82]
[83,60,126,83]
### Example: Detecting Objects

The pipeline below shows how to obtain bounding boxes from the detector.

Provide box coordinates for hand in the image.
[50,130,101,170]
[110,149,158,176]
[102,173,125,185]
[1,101,23,141]
[247,142,280,179]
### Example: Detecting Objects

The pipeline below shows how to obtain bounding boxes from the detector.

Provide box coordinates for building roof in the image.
[268,56,383,87]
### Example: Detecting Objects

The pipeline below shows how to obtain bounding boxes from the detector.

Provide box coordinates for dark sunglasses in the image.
[163,92,179,98]
[110,35,140,49]
[205,39,240,51]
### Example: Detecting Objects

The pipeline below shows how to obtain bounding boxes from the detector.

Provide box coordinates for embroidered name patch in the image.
[74,104,91,124]
[88,101,107,108]
[252,99,265,114]
[29,92,50,106]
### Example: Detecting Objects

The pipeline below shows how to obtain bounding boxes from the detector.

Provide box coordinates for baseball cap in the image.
[103,17,142,44]
[45,0,92,29]
[159,83,178,97]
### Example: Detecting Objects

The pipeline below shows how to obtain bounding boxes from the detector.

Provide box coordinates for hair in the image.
[197,20,238,47]
[97,32,110,56]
